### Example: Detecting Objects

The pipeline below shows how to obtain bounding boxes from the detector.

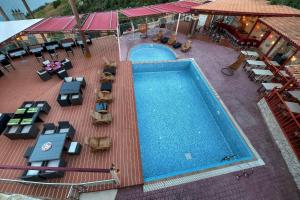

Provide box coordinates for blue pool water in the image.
[133,60,254,182]
[129,44,177,62]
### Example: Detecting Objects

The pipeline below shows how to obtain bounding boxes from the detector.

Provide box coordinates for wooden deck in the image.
[0,37,143,199]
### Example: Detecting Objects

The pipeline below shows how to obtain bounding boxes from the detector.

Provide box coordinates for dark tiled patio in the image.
[116,33,300,200]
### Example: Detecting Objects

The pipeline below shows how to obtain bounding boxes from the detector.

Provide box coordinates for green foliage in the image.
[269,0,300,9]
[53,0,62,9]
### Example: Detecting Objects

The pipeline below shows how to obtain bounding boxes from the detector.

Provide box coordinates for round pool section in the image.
[129,43,176,62]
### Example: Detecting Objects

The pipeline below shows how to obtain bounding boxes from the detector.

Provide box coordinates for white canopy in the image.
[0,18,43,44]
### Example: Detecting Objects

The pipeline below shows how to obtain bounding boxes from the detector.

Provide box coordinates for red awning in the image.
[81,11,118,31]
[120,1,200,18]
[25,16,77,33]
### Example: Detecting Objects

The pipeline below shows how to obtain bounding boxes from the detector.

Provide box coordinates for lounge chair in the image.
[95,89,112,103]
[98,71,115,82]
[152,30,163,42]
[167,35,176,45]
[90,111,112,125]
[84,136,112,152]
[103,56,117,68]
[181,40,192,52]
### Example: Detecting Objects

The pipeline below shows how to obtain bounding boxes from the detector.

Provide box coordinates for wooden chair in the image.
[152,30,163,42]
[181,40,192,52]
[103,56,117,68]
[167,35,176,45]
[98,71,115,82]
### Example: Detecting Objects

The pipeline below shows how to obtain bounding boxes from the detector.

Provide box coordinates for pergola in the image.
[120,1,201,35]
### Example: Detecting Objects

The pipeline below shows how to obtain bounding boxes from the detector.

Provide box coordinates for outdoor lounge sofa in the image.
[84,136,112,152]
[103,57,117,68]
[95,89,112,103]
[90,111,112,125]
[181,40,192,52]
[167,35,176,45]
[99,71,115,82]
[152,30,163,42]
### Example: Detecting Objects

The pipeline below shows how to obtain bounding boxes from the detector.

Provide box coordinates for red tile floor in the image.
[0,36,143,199]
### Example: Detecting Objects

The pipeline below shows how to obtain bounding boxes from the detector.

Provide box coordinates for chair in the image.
[67,141,82,155]
[75,76,86,88]
[37,69,51,81]
[57,69,68,80]
[181,40,192,52]
[152,30,163,42]
[64,77,73,82]
[96,102,108,113]
[42,60,50,66]
[24,146,34,159]
[95,89,112,103]
[0,59,15,72]
[20,124,39,139]
[57,94,70,107]
[61,59,73,70]
[103,67,116,76]
[90,111,112,125]
[160,37,169,44]
[79,44,85,54]
[20,101,35,108]
[70,93,83,105]
[40,159,66,179]
[20,162,45,182]
[48,49,58,60]
[84,136,112,152]
[101,81,112,92]
[57,121,76,139]
[167,35,176,45]
[64,46,74,56]
[34,101,51,114]
[103,56,117,68]
[41,123,57,135]
[34,51,44,63]
[4,125,21,139]
[173,42,182,49]
[99,71,115,82]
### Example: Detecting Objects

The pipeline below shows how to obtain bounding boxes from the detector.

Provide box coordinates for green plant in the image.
[53,0,62,9]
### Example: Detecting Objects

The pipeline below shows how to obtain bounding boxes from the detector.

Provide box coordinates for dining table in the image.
[44,61,62,73]
[60,81,82,95]
[29,133,67,162]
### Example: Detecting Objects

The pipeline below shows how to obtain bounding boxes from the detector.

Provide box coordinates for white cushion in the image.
[24,103,32,108]
[60,95,68,100]
[59,128,69,133]
[43,60,50,65]
[71,94,79,99]
[68,142,78,153]
[75,77,83,81]
[8,126,19,134]
[21,125,32,134]
[44,130,55,134]
[46,160,60,173]
[37,103,44,107]
[27,161,43,176]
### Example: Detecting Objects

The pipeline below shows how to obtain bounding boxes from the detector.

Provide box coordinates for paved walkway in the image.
[116,33,300,200]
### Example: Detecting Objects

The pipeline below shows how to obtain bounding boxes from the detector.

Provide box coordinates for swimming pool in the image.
[132,59,262,183]
[129,43,177,62]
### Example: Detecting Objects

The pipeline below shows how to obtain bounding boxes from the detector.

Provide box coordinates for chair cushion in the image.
[21,125,32,134]
[8,126,19,134]
[43,60,50,65]
[44,130,55,134]
[75,77,83,81]
[60,95,68,100]
[68,142,78,153]
[71,94,79,99]
[59,128,69,133]
[64,77,73,82]
[24,103,33,108]
[37,103,44,108]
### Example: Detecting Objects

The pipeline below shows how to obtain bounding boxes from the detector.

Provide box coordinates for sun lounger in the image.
[181,40,192,52]
[95,89,112,103]
[90,111,112,125]
[84,136,112,152]
[98,71,115,82]
[152,30,163,42]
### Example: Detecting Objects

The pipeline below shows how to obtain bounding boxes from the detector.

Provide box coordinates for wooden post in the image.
[68,0,91,57]
[0,6,9,21]
[266,36,281,57]
[247,19,258,38]
[21,0,47,42]
[175,13,181,36]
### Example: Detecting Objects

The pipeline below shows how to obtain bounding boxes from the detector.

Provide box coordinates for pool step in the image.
[143,158,264,192]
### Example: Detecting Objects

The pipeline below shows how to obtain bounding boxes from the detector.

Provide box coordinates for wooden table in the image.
[241,50,259,59]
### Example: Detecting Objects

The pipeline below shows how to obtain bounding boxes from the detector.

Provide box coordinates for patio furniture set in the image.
[152,30,192,52]
[57,77,86,106]
[90,57,115,125]
[21,121,82,181]
[3,101,51,140]
[37,59,73,81]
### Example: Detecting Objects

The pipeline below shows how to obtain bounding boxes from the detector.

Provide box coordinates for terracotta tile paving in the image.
[116,33,300,199]
[0,36,143,199]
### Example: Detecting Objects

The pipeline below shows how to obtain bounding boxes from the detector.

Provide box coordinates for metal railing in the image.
[0,164,120,200]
